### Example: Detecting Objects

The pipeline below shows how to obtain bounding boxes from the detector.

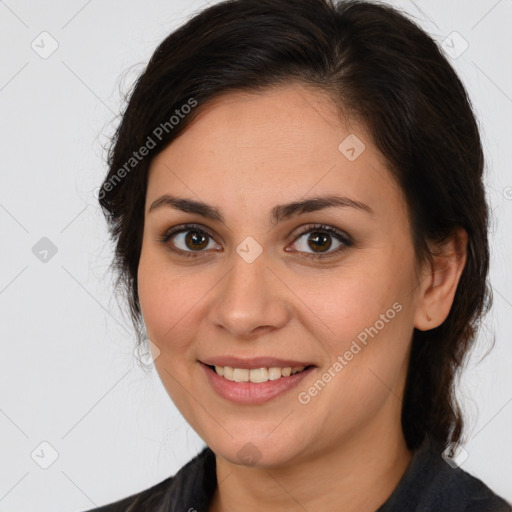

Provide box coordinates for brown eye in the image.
[161,225,220,256]
[289,224,353,259]
[183,230,209,251]
[305,232,332,253]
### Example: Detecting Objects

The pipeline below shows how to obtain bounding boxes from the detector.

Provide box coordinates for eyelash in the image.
[158,223,353,260]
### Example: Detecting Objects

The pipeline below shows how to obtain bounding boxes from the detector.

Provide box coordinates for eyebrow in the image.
[148,193,374,224]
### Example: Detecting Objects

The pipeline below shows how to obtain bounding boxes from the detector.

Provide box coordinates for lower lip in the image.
[201,363,315,405]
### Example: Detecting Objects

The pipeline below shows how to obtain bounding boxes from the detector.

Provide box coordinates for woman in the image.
[86,0,511,510]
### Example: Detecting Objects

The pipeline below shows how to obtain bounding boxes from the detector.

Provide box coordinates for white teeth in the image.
[249,367,268,383]
[268,367,282,380]
[233,368,249,382]
[212,365,307,382]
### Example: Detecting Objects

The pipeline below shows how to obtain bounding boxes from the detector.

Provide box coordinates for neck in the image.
[209,416,412,512]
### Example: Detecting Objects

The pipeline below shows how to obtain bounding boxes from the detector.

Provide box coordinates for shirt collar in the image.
[156,435,449,512]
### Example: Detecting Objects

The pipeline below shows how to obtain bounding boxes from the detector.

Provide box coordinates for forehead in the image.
[147,84,406,220]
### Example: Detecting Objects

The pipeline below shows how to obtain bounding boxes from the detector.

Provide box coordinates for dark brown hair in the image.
[99,0,492,452]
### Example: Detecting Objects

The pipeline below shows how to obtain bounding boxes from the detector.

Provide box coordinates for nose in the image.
[208,248,292,340]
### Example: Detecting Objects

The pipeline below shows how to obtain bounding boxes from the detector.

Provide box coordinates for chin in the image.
[209,433,308,469]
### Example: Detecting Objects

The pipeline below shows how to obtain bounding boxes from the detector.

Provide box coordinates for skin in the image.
[137,84,467,512]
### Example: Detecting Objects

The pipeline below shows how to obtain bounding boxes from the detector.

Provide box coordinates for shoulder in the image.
[378,437,511,512]
[417,450,511,511]
[442,466,511,512]
[79,447,216,512]
[80,475,174,512]
[79,476,175,512]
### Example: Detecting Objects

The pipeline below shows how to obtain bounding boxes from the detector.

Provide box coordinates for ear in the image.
[414,227,468,331]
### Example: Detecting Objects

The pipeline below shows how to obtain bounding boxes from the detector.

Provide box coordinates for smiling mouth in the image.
[200,361,317,404]
[204,363,314,383]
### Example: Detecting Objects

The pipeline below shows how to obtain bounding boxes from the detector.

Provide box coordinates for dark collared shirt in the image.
[83,436,511,511]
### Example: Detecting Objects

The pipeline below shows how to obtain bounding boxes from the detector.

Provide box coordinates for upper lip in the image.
[201,356,315,369]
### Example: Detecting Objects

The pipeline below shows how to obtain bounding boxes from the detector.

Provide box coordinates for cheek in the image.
[137,253,206,414]
[302,272,405,348]
[292,269,414,433]
[137,249,220,358]
[138,251,187,348]
[297,250,416,389]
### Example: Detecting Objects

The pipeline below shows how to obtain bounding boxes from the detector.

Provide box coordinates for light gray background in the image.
[1,1,511,510]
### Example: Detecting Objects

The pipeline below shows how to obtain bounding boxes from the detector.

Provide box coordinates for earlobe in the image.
[414,228,468,331]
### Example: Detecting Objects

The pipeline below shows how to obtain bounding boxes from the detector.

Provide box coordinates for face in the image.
[138,84,423,468]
